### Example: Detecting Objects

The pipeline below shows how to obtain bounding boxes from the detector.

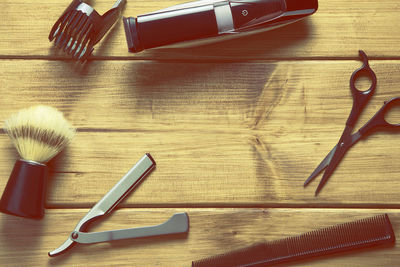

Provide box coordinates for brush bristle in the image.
[3,105,76,163]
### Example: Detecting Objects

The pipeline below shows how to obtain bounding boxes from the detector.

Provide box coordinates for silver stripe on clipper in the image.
[214,1,234,33]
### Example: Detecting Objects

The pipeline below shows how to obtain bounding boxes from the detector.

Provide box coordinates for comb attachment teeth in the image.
[49,0,126,62]
[49,1,101,62]
[192,214,395,267]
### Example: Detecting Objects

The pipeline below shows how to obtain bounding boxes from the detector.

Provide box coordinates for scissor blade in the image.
[304,145,337,186]
[315,144,349,196]
[314,127,355,196]
[305,132,363,187]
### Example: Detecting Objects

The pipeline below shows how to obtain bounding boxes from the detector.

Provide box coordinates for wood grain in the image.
[0,60,398,206]
[1,0,400,59]
[2,130,399,206]
[0,60,400,207]
[0,208,399,267]
[0,60,398,130]
[1,0,400,266]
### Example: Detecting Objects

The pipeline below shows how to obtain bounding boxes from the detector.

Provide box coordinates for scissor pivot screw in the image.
[71,232,79,240]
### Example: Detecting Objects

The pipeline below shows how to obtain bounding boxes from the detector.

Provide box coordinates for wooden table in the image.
[1,0,399,266]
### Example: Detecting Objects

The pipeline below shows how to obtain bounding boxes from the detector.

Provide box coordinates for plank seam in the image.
[2,55,400,62]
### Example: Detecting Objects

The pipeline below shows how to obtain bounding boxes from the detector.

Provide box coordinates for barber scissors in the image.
[304,50,400,196]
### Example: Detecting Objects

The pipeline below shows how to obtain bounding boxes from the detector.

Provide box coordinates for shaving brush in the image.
[0,105,75,219]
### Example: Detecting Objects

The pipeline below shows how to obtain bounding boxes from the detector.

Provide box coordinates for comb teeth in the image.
[49,1,100,63]
[50,0,126,62]
[192,214,395,267]
[50,9,95,62]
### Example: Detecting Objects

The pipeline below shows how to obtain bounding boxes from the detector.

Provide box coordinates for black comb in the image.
[192,214,395,267]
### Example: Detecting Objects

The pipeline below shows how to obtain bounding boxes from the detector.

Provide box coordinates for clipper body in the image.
[123,0,318,52]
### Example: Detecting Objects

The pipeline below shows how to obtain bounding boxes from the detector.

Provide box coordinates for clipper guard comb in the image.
[49,0,126,62]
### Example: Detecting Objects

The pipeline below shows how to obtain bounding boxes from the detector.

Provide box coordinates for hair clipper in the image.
[123,0,318,52]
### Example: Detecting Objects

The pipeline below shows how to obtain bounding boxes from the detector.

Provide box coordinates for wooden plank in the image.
[0,59,276,131]
[0,60,398,206]
[1,0,400,59]
[0,60,398,130]
[0,208,399,266]
[1,129,399,206]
